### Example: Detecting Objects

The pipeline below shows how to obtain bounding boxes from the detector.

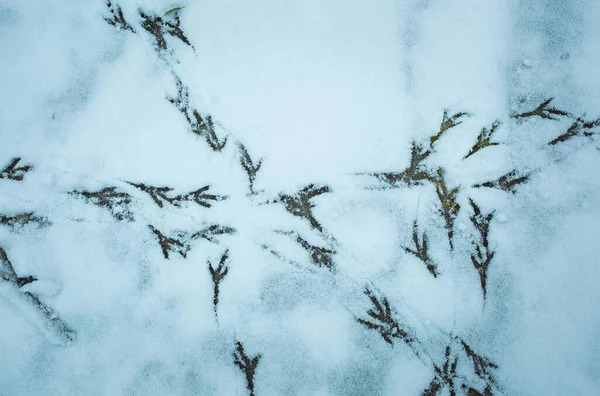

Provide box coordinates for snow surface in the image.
[1,0,600,395]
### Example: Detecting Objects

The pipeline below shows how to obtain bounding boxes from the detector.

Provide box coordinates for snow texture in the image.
[1,0,600,395]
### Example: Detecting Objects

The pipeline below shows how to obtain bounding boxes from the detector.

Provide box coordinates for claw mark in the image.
[404,220,438,277]
[468,199,495,300]
[356,288,414,346]
[167,76,228,151]
[513,98,569,120]
[127,182,178,208]
[364,142,434,188]
[148,225,190,259]
[549,117,600,145]
[0,212,51,230]
[430,110,470,148]
[104,1,135,32]
[0,247,76,346]
[139,11,194,51]
[473,170,529,194]
[233,341,261,396]
[434,169,460,250]
[276,230,335,270]
[0,157,32,181]
[71,187,134,221]
[464,121,501,159]
[190,224,236,243]
[238,143,263,194]
[277,184,330,233]
[208,250,229,320]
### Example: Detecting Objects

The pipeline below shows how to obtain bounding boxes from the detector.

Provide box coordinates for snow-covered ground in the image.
[1,1,599,395]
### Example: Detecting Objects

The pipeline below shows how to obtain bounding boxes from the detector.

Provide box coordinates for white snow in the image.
[1,0,599,395]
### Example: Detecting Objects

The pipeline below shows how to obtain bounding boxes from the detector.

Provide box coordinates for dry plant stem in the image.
[233,341,261,396]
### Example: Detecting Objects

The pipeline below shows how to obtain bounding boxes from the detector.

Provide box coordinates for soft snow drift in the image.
[1,0,599,395]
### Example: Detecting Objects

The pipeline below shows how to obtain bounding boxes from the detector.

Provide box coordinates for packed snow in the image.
[1,0,599,395]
